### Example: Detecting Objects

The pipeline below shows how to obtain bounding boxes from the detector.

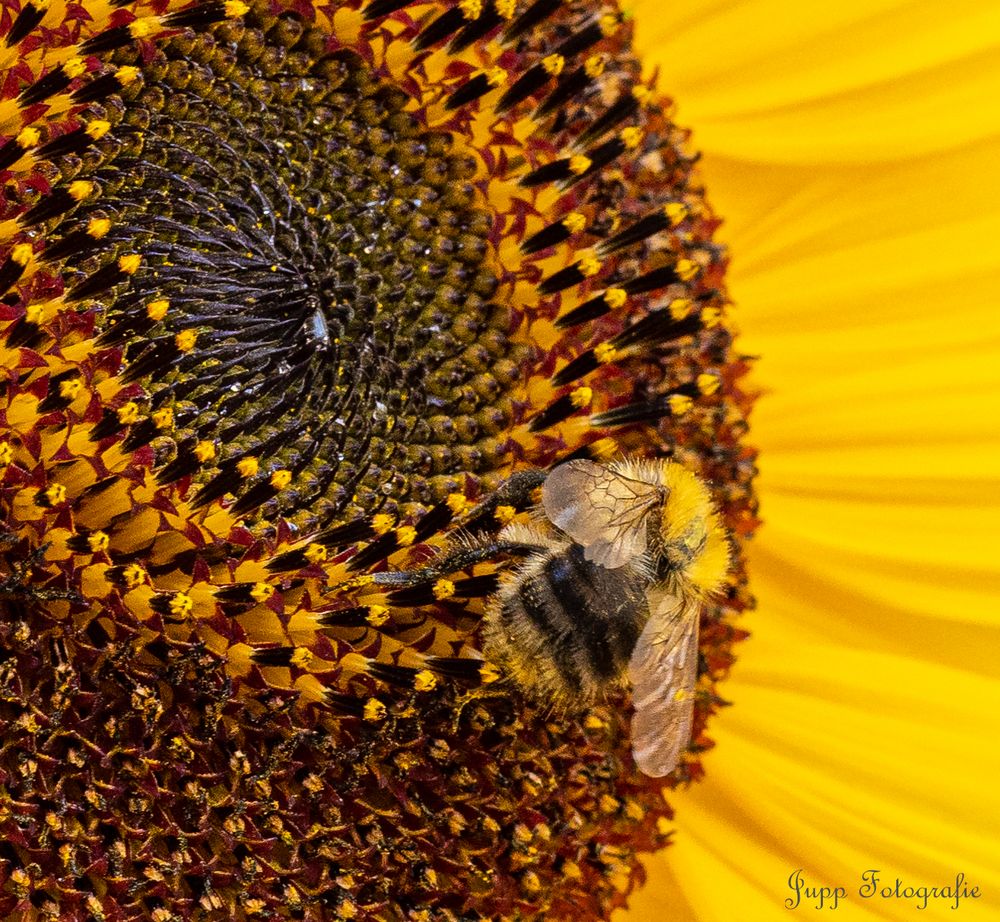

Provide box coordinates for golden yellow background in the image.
[622,1,1000,919]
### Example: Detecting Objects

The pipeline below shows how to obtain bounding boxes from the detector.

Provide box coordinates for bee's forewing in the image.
[542,459,660,569]
[628,588,700,777]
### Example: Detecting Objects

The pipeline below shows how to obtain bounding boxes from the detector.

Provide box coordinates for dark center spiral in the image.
[50,11,523,531]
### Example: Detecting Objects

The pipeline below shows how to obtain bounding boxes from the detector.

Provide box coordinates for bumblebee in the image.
[374,458,731,776]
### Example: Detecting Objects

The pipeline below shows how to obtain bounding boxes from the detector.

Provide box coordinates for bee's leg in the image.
[336,470,546,575]
[460,469,547,533]
[370,537,541,590]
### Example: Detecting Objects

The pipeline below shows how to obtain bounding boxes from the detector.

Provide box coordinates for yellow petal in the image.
[624,1,1000,919]
[633,1,1000,162]
[627,631,1000,920]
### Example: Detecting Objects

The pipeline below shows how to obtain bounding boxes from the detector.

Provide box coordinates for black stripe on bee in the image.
[500,543,645,695]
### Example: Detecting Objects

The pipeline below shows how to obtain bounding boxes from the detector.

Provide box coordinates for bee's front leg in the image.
[370,537,541,590]
[459,469,547,534]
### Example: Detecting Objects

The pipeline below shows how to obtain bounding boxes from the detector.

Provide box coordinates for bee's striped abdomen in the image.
[497,542,647,700]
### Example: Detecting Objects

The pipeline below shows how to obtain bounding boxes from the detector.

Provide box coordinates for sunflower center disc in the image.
[62,14,515,530]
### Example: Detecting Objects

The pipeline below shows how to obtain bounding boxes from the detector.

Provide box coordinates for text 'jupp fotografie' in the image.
[785,869,981,911]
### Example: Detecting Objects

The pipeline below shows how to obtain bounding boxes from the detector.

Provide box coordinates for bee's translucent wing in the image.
[628,588,700,777]
[542,459,661,569]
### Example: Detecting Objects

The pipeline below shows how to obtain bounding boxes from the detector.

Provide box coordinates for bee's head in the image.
[655,462,731,596]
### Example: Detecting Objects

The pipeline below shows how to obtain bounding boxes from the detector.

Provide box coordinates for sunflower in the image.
[0,0,756,919]
[621,2,1000,919]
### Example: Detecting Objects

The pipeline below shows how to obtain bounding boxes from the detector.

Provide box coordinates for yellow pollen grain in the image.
[12,243,33,265]
[25,303,44,324]
[116,402,139,424]
[521,871,542,894]
[395,525,417,547]
[589,437,617,460]
[270,469,292,490]
[495,0,516,17]
[193,440,216,462]
[0,443,12,466]
[87,217,111,238]
[458,0,482,19]
[570,385,592,408]
[15,127,40,148]
[673,688,690,702]
[598,12,619,36]
[43,484,66,506]
[632,84,652,104]
[68,180,93,201]
[152,408,173,429]
[413,670,437,692]
[584,713,607,730]
[366,605,389,627]
[594,342,618,364]
[576,253,601,277]
[250,582,274,603]
[236,457,259,478]
[445,492,469,514]
[669,298,693,320]
[122,564,145,588]
[494,504,516,525]
[701,306,722,328]
[128,16,158,39]
[668,394,693,415]
[602,287,627,309]
[290,647,313,669]
[568,154,591,175]
[561,211,586,234]
[371,513,395,535]
[362,698,386,722]
[433,578,456,600]
[169,593,194,617]
[85,120,111,140]
[697,373,721,396]
[479,662,501,684]
[174,329,197,352]
[59,378,81,400]
[541,54,565,77]
[619,126,642,150]
[485,66,506,87]
[625,799,645,821]
[116,65,140,85]
[224,0,249,15]
[584,54,605,79]
[146,298,169,320]
[664,202,688,225]
[118,253,141,275]
[62,56,86,79]
[304,543,328,564]
[599,794,620,814]
[675,258,699,281]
